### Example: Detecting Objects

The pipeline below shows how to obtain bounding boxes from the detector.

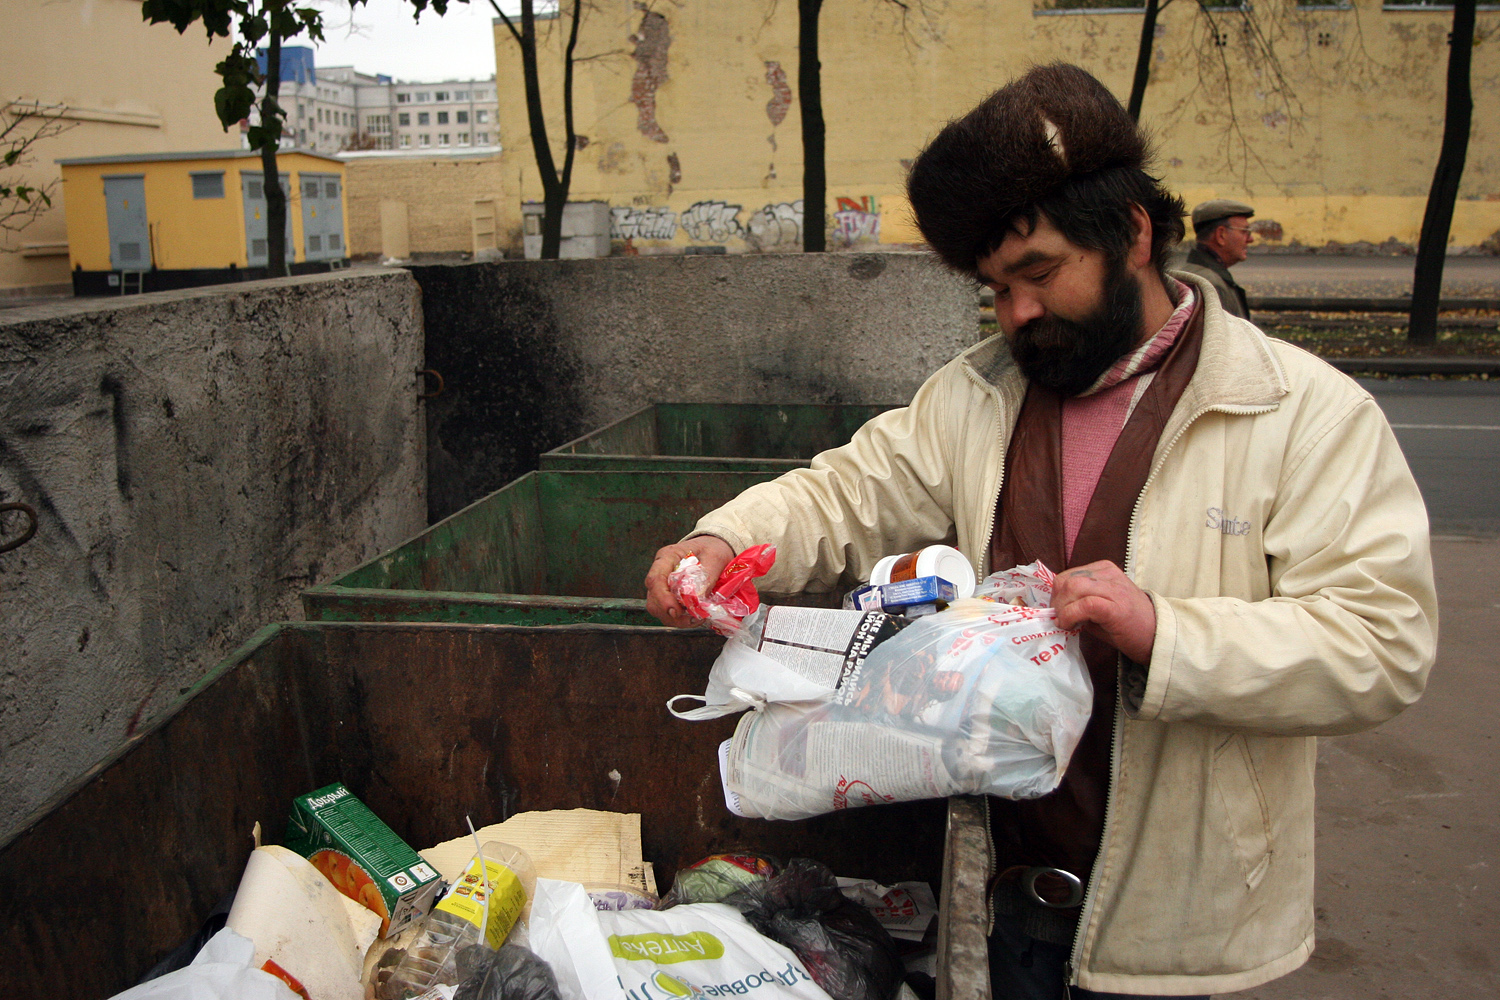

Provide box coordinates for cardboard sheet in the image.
[420,809,656,897]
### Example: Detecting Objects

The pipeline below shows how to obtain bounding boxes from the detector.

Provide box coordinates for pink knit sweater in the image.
[1061,279,1198,561]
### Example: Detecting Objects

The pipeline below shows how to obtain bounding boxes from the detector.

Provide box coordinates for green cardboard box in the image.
[284,782,444,937]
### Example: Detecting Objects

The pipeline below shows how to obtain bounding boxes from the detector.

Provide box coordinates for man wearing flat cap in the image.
[1181,199,1256,318]
[646,64,1435,999]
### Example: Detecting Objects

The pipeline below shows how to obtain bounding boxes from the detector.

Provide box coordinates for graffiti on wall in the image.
[612,206,678,241]
[629,5,671,143]
[746,200,804,250]
[680,201,744,243]
[833,195,880,246]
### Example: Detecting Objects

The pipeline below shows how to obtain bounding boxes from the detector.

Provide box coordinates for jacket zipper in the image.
[1063,401,1276,986]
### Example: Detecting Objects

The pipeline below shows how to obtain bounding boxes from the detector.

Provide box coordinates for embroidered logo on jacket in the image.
[1206,507,1252,536]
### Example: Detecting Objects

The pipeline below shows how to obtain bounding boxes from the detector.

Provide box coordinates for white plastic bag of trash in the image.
[675,562,1094,821]
[525,880,833,1000]
[104,927,302,1000]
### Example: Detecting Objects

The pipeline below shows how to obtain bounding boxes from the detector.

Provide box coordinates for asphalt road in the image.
[1237,537,1499,1000]
[1237,256,1500,299]
[1360,378,1500,538]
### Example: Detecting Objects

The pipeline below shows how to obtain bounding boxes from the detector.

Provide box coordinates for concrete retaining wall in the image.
[0,270,427,846]
[412,251,980,521]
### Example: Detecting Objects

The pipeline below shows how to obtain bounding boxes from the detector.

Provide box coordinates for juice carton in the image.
[284,782,443,937]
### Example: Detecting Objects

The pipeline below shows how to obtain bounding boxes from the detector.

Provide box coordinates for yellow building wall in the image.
[491,0,1500,255]
[60,153,344,270]
[342,154,506,258]
[1,0,240,292]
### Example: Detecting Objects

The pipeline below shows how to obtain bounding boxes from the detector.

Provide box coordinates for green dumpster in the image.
[539,402,900,472]
[0,620,992,999]
[303,469,806,626]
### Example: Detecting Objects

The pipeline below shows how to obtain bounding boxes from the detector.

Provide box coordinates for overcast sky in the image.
[305,0,551,83]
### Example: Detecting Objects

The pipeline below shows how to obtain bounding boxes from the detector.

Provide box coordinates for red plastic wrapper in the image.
[668,543,777,636]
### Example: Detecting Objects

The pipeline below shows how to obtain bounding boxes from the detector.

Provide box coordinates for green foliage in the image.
[2,104,73,241]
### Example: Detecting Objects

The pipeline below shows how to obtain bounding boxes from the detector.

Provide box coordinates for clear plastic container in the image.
[376,841,535,1000]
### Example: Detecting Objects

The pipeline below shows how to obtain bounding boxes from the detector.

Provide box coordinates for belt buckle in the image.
[1022,867,1084,909]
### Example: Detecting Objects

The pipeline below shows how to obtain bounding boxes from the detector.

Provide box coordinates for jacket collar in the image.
[959,268,1286,414]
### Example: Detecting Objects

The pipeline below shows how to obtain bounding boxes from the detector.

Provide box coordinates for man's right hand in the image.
[644,534,736,627]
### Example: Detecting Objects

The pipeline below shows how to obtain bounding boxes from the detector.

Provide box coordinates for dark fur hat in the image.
[907,63,1159,275]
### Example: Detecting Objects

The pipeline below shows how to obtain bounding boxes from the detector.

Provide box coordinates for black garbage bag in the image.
[453,941,563,1000]
[722,857,904,1000]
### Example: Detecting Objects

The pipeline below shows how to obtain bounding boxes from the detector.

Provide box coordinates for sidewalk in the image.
[1237,537,1499,1000]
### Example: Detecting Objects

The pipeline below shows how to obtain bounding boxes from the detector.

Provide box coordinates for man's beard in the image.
[1008,256,1145,397]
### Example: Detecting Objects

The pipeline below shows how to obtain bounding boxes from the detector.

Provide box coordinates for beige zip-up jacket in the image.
[693,271,1438,994]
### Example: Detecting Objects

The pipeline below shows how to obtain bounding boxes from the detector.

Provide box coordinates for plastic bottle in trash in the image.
[377,841,536,1000]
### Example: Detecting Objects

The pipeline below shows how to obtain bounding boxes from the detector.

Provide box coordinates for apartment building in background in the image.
[255,47,498,156]
[1,0,237,294]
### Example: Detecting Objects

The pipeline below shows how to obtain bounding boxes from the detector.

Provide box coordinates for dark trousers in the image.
[988,909,1210,1000]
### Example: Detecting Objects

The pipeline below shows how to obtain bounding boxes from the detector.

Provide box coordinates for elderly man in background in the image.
[1181,198,1255,318]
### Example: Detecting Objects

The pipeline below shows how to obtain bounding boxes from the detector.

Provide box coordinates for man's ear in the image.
[1127,203,1154,270]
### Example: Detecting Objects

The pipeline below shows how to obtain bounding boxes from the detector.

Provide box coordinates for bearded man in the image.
[644,64,1436,999]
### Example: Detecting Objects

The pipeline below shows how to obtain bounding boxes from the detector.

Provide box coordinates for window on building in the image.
[325,180,339,198]
[455,90,469,100]
[191,172,225,199]
[399,134,411,148]
[476,109,489,123]
[418,112,430,125]
[438,133,450,146]
[458,132,470,145]
[476,131,489,144]
[367,114,390,134]
[397,93,411,103]
[419,134,430,147]
[436,111,448,124]
[298,128,307,144]
[415,92,430,102]
[303,178,320,198]
[398,112,410,126]
[435,90,449,102]
[456,110,468,124]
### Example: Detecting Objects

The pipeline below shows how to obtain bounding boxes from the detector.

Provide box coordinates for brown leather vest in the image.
[989,302,1205,890]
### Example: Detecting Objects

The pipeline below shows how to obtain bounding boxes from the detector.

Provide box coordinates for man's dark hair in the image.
[907,63,1186,278]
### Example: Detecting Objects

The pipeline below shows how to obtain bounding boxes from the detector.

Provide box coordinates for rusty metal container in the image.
[303,469,795,626]
[0,621,990,999]
[539,403,899,472]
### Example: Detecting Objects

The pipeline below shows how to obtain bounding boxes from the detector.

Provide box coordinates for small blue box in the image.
[844,576,958,612]
[876,576,958,609]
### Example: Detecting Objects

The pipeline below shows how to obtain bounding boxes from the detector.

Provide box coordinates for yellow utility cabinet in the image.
[58,150,347,294]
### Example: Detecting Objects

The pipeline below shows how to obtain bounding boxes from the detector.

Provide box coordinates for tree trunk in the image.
[261,26,288,278]
[798,0,826,253]
[1127,0,1163,121]
[1409,0,1476,344]
[510,0,564,259]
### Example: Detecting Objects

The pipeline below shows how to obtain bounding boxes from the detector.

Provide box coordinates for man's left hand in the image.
[1052,560,1157,665]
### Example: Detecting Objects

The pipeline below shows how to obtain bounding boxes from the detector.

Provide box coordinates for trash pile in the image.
[109,791,939,1000]
[668,547,1094,821]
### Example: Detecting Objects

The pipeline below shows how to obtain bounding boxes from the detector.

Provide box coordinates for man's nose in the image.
[1005,290,1046,329]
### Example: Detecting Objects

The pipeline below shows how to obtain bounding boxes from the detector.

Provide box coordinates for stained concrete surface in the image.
[1237,538,1499,1000]
[412,253,979,520]
[0,270,428,847]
